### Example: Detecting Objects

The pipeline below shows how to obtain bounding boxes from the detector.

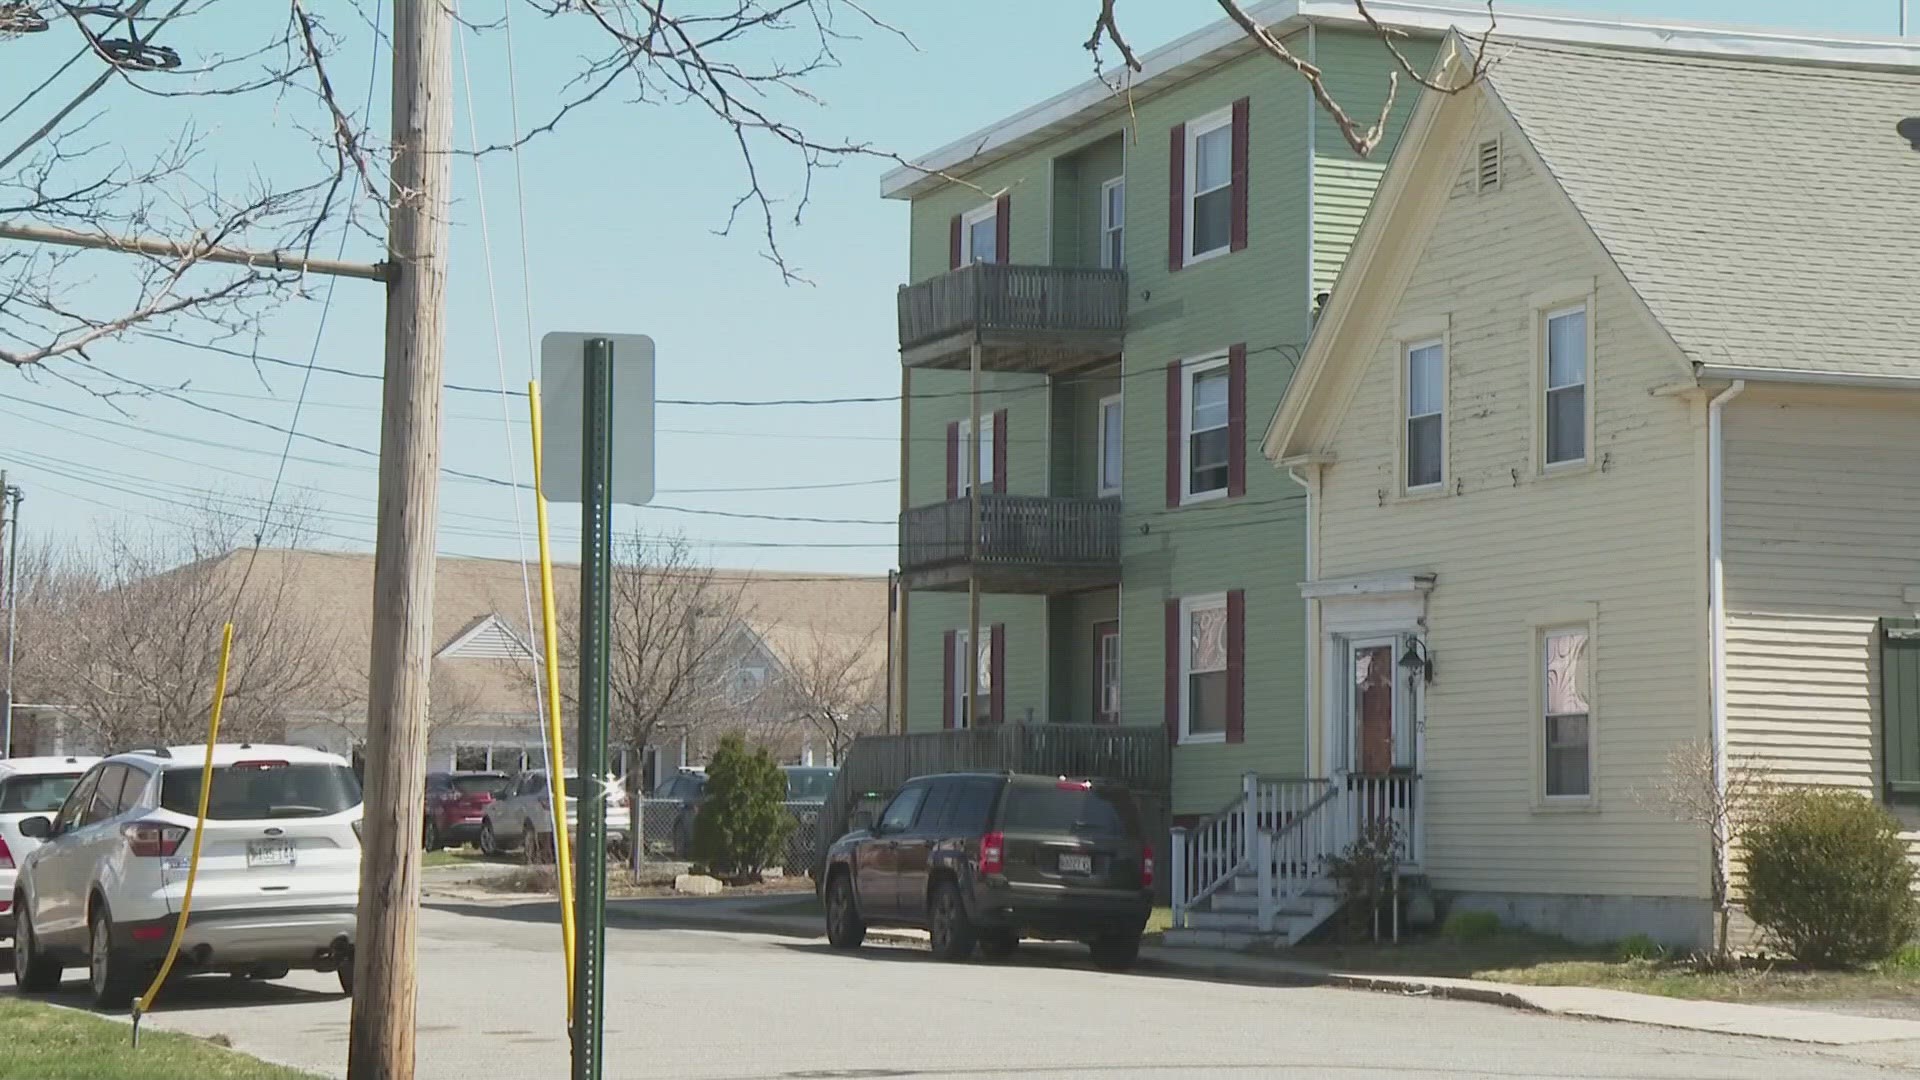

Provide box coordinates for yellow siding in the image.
[1310,101,1709,899]
[1721,386,1920,863]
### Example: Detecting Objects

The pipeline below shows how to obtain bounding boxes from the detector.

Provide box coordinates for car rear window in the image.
[784,769,836,800]
[999,783,1139,837]
[161,763,362,820]
[451,775,510,797]
[0,772,85,813]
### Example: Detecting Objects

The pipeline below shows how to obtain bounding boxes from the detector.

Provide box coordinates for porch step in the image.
[1227,872,1338,899]
[1205,890,1319,918]
[1160,927,1271,950]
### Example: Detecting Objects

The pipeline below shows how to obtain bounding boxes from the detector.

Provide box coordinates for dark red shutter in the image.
[942,630,957,729]
[994,194,1011,265]
[1164,599,1182,746]
[990,623,1006,725]
[1226,589,1246,744]
[949,214,963,270]
[991,408,1009,493]
[1165,361,1183,508]
[945,421,960,500]
[1230,97,1250,253]
[1228,343,1248,498]
[1167,123,1186,272]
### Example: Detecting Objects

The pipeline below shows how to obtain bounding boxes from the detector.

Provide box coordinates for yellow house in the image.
[1265,32,1920,946]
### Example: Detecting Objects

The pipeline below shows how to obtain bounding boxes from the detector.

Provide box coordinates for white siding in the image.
[1721,387,1920,864]
[1310,101,1709,900]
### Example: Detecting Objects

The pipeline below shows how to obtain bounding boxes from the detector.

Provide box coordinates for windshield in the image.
[785,769,837,800]
[1000,783,1139,837]
[451,775,510,797]
[162,763,362,820]
[0,772,85,814]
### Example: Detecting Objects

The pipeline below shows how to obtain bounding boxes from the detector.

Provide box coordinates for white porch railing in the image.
[1172,771,1421,934]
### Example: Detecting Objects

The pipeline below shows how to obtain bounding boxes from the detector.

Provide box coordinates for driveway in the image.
[6,902,1918,1079]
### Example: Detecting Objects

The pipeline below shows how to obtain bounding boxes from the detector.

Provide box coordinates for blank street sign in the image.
[540,332,656,506]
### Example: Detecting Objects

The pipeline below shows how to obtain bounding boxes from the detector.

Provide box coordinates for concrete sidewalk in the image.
[421,886,1920,1053]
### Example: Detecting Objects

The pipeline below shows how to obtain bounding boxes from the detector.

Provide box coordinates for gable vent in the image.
[1475,138,1502,193]
[437,615,533,661]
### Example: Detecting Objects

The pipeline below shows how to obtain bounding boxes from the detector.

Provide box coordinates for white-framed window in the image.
[1101,176,1125,269]
[1180,593,1229,743]
[956,413,996,495]
[961,202,998,265]
[1404,339,1446,491]
[1185,109,1234,263]
[1542,628,1592,799]
[726,664,767,705]
[952,628,991,728]
[1544,305,1589,467]
[1097,393,1122,496]
[1183,355,1231,503]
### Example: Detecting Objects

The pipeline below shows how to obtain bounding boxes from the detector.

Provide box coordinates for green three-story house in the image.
[886,5,1438,820]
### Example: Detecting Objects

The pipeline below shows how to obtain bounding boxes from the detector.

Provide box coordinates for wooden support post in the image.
[346,0,453,1076]
[967,341,982,729]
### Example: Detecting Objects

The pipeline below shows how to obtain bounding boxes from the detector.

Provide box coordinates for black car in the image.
[819,772,1153,970]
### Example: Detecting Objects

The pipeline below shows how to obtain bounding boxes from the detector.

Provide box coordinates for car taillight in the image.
[123,821,187,857]
[0,897,10,914]
[1141,843,1155,889]
[980,831,1004,876]
[0,833,12,870]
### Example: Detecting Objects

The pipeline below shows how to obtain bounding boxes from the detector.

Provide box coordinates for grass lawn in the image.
[0,998,322,1080]
[421,847,488,868]
[1287,929,1920,1005]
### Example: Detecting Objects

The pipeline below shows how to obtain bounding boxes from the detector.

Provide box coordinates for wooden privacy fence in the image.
[815,723,1170,876]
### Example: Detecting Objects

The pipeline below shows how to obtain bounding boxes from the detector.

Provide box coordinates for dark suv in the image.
[819,772,1153,970]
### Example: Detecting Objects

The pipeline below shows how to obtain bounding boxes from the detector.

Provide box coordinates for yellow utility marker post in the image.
[130,621,233,1047]
[530,379,579,1019]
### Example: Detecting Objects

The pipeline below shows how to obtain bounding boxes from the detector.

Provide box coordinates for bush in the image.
[1742,787,1918,967]
[1613,933,1666,962]
[1322,817,1403,937]
[691,735,795,883]
[1441,910,1501,942]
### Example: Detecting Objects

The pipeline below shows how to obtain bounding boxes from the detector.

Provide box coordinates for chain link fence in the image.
[622,798,824,877]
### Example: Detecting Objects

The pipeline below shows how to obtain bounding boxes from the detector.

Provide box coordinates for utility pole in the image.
[347,0,452,1077]
[0,473,14,759]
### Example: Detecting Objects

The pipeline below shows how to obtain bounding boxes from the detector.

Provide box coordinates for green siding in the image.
[1312,157,1386,295]
[899,28,1433,814]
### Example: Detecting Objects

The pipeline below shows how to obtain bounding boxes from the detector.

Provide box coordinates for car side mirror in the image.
[850,810,875,834]
[18,815,52,839]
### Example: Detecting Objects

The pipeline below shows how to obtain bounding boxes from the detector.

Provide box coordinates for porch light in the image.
[1398,638,1435,686]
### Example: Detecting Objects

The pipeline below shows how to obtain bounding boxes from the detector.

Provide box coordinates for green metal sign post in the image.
[572,337,614,1080]
[538,329,651,1080]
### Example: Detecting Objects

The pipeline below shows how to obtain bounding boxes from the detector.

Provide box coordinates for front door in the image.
[1351,642,1397,774]
[1094,621,1120,725]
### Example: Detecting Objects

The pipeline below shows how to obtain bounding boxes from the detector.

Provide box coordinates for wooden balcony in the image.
[897,263,1128,373]
[899,494,1120,594]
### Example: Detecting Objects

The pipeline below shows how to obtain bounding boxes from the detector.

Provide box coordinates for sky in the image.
[0,0,1910,577]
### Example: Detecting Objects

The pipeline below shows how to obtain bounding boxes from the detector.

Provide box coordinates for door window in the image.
[878,785,928,833]
[83,765,131,826]
[53,766,101,834]
[1353,645,1396,775]
[1095,621,1121,723]
[914,780,957,833]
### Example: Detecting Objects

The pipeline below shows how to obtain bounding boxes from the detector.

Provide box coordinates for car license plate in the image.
[1059,852,1093,875]
[247,839,297,868]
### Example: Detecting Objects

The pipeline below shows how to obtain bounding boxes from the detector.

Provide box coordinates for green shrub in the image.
[1742,787,1918,968]
[1441,910,1501,942]
[1613,933,1666,962]
[1322,818,1403,936]
[691,735,795,882]
[1885,944,1920,973]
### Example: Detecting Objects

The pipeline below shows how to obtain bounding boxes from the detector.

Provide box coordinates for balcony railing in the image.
[898,494,1120,594]
[896,262,1127,373]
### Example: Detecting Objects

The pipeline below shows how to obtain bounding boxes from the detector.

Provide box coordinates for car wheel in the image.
[824,871,866,950]
[11,898,63,993]
[478,820,500,857]
[422,818,441,851]
[88,906,140,1010]
[1090,930,1142,972]
[928,881,976,962]
[978,929,1019,960]
[336,959,354,996]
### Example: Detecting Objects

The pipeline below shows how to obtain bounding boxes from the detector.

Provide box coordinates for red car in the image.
[423,770,512,850]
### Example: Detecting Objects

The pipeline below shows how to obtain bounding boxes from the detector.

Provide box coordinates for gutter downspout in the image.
[1706,379,1745,905]
[1288,464,1318,776]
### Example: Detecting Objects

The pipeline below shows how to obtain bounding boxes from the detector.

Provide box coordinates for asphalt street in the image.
[7,903,1919,1079]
